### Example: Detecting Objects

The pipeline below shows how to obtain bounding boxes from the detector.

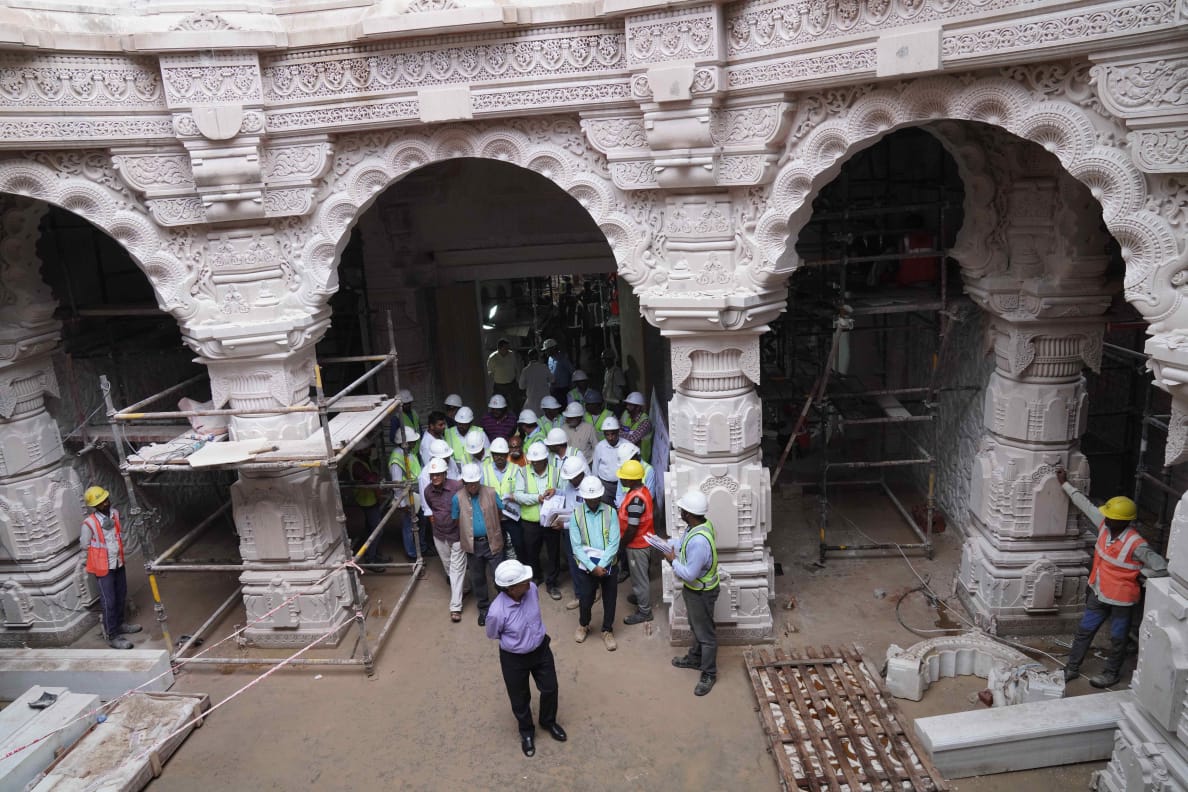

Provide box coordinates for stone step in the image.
[0,650,172,702]
[914,689,1132,779]
[0,686,101,792]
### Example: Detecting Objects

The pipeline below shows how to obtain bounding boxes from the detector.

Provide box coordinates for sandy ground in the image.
[77,482,1117,791]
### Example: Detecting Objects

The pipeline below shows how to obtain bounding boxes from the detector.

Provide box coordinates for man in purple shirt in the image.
[480,394,517,441]
[485,559,567,757]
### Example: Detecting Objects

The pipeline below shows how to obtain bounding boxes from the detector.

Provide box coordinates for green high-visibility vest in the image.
[679,519,719,592]
[481,458,514,498]
[516,464,557,523]
[585,409,613,441]
[621,409,653,462]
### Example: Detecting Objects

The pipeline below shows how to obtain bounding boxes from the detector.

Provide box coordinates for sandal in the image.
[450,612,462,623]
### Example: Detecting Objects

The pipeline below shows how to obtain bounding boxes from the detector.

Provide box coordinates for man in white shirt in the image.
[419,410,450,468]
[562,401,595,464]
[591,416,623,505]
[518,348,552,413]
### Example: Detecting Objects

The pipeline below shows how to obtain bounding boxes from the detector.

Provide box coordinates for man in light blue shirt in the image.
[568,477,620,651]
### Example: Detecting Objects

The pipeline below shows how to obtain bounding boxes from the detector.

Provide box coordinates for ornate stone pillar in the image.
[0,197,93,647]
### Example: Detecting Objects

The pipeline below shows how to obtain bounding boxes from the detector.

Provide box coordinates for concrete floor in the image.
[78,483,1115,791]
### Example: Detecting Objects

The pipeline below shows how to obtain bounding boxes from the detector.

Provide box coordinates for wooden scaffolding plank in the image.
[821,644,906,787]
[744,649,802,789]
[810,645,892,788]
[783,648,865,792]
[763,648,837,792]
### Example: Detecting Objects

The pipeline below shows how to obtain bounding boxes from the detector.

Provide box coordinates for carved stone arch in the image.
[294,117,663,313]
[0,151,199,321]
[755,72,1184,331]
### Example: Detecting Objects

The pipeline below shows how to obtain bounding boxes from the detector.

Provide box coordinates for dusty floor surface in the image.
[76,482,1119,791]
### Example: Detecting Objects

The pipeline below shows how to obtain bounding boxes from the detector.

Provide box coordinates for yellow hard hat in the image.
[1099,496,1137,522]
[84,486,110,508]
[616,460,644,480]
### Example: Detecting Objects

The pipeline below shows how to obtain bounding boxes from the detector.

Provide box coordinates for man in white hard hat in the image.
[484,436,522,560]
[81,485,141,649]
[487,338,522,405]
[537,395,563,434]
[443,393,464,427]
[347,440,390,571]
[389,388,420,449]
[591,416,624,505]
[556,456,594,611]
[544,427,580,465]
[516,408,546,450]
[446,407,488,463]
[485,559,567,757]
[613,442,656,508]
[620,391,654,464]
[660,490,719,696]
[515,441,562,600]
[454,463,506,626]
[419,410,450,468]
[423,456,466,622]
[481,394,517,441]
[568,477,620,651]
[562,401,595,464]
[418,438,460,549]
[518,348,552,415]
[389,425,425,560]
[566,370,588,406]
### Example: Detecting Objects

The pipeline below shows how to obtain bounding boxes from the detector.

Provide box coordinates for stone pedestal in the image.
[0,197,94,647]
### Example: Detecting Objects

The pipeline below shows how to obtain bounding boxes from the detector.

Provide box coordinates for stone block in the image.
[1167,498,1188,588]
[967,439,1083,539]
[876,27,941,77]
[240,565,354,648]
[915,689,1132,778]
[1096,702,1188,792]
[665,454,769,553]
[0,649,172,701]
[231,468,341,562]
[983,373,1086,445]
[418,85,473,123]
[0,550,96,645]
[0,411,63,479]
[0,686,101,792]
[668,392,761,457]
[0,465,83,563]
[1130,577,1188,738]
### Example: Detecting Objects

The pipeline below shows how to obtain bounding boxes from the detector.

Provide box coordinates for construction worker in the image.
[567,370,588,405]
[388,388,420,448]
[591,416,623,505]
[583,390,614,441]
[613,441,656,508]
[480,394,517,441]
[419,410,450,468]
[348,442,390,571]
[484,437,521,561]
[617,460,655,625]
[443,393,463,427]
[423,456,465,622]
[80,486,141,649]
[620,391,653,464]
[518,349,552,415]
[537,395,563,434]
[516,408,546,450]
[543,339,573,404]
[514,442,561,600]
[389,426,424,560]
[1056,468,1167,687]
[454,463,506,626]
[544,427,580,466]
[568,477,620,652]
[418,438,459,512]
[485,559,567,758]
[556,455,591,611]
[562,401,595,464]
[446,406,488,462]
[661,490,719,696]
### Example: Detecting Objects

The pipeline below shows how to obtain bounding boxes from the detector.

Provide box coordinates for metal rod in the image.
[174,655,365,667]
[829,387,931,399]
[836,414,932,426]
[1137,470,1182,498]
[352,499,401,564]
[324,355,396,409]
[882,481,930,547]
[173,586,242,662]
[117,404,319,421]
[152,502,231,566]
[318,354,395,364]
[1102,342,1149,363]
[806,250,947,268]
[369,557,423,663]
[824,457,932,470]
[118,372,207,415]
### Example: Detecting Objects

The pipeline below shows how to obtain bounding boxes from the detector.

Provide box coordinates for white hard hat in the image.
[460,463,482,483]
[490,437,510,454]
[495,559,533,588]
[540,395,561,411]
[401,426,419,444]
[573,369,588,381]
[579,477,605,499]
[488,394,507,409]
[541,338,558,351]
[625,391,646,407]
[465,431,486,455]
[444,394,463,408]
[455,406,474,424]
[426,457,448,474]
[428,438,453,459]
[560,456,588,481]
[677,490,709,516]
[545,428,568,446]
[398,388,414,403]
[601,416,620,431]
[616,441,639,463]
[563,402,585,418]
[526,442,549,462]
[518,409,538,424]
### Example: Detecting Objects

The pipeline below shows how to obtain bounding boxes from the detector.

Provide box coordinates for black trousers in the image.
[467,536,504,614]
[576,564,617,632]
[1067,588,1135,676]
[683,586,719,676]
[93,565,127,639]
[522,520,562,587]
[499,635,558,737]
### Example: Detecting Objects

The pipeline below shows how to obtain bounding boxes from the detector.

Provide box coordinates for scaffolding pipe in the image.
[118,372,207,415]
[152,502,232,566]
[1137,470,1182,498]
[324,354,397,410]
[173,586,242,663]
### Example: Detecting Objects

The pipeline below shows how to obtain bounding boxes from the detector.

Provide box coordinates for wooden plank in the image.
[813,645,892,788]
[784,647,865,792]
[762,648,832,792]
[744,649,802,789]
[824,645,907,786]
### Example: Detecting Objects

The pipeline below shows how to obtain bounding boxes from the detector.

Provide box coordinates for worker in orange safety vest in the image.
[80,486,142,649]
[1056,468,1167,688]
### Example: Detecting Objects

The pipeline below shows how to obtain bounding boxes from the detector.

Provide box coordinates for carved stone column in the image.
[184,230,352,648]
[0,197,93,647]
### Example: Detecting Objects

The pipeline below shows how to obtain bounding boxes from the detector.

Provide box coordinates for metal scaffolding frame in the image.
[99,313,420,675]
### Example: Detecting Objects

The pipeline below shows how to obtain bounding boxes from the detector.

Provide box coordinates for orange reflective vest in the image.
[617,486,655,549]
[84,510,125,577]
[1088,524,1147,605]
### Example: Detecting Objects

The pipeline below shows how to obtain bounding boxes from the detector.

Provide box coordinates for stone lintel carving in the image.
[1089,44,1188,122]
[987,317,1104,379]
[625,5,721,68]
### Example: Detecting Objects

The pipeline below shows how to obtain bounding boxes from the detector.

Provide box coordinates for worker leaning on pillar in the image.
[1055,468,1168,688]
[80,486,142,649]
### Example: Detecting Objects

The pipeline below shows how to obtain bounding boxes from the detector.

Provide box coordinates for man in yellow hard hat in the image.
[80,485,141,649]
[1056,469,1167,687]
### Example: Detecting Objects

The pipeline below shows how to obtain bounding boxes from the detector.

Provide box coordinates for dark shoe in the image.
[544,723,567,742]
[1089,672,1121,689]
[672,655,700,670]
[547,586,562,601]
[694,672,716,696]
[118,623,142,635]
[627,593,638,606]
[1063,667,1080,682]
[521,733,535,757]
[109,637,133,650]
[450,611,462,623]
[375,554,393,563]
[478,612,487,627]
[624,612,653,625]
